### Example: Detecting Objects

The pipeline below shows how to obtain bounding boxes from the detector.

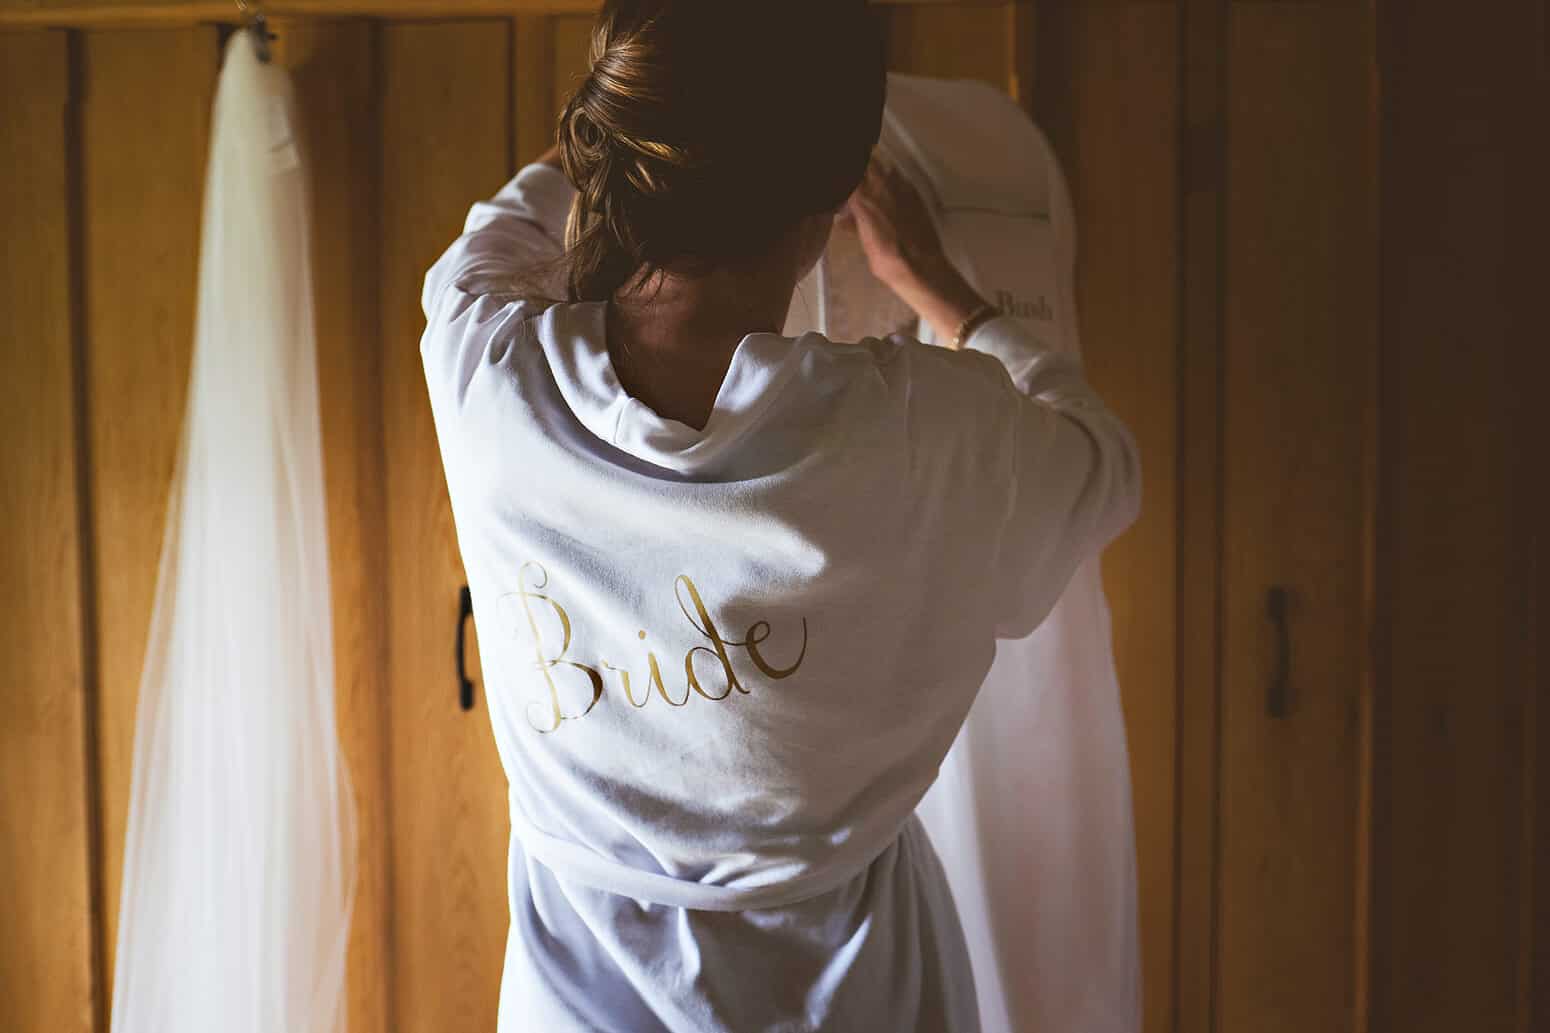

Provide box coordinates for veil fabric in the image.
[109,30,356,1033]
[787,74,1142,1033]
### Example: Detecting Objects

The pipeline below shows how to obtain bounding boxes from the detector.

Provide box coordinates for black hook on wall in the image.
[457,585,476,712]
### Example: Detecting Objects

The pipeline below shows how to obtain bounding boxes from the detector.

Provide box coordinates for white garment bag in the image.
[110,30,356,1033]
[786,74,1142,1033]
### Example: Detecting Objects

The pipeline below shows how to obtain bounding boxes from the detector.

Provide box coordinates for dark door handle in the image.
[457,584,475,711]
[1266,585,1291,719]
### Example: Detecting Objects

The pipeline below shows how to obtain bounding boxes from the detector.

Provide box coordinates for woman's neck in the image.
[606,263,798,432]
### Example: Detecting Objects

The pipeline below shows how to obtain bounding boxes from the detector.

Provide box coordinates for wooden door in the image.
[1216,5,1377,1031]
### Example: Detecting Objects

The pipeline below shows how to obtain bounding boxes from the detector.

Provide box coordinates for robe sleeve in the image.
[418,163,578,410]
[420,161,576,315]
[964,314,1142,640]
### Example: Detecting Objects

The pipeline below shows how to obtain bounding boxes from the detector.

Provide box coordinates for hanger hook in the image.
[234,0,273,63]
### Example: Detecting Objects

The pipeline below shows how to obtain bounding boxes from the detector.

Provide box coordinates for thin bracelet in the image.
[951,303,1000,350]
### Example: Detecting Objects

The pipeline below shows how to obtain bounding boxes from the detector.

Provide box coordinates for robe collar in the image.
[535,300,808,477]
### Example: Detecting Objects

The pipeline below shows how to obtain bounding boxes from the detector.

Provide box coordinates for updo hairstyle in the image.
[555,0,886,302]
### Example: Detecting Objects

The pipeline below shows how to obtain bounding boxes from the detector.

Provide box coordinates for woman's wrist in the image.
[883,257,991,346]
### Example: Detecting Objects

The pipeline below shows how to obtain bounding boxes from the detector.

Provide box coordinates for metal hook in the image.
[234,0,274,64]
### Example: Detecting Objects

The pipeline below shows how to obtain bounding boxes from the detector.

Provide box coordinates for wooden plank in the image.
[1176,2,1227,1029]
[511,15,555,169]
[1033,5,1183,1032]
[0,28,100,1033]
[1217,5,1375,1031]
[1372,1,1546,1030]
[549,13,592,127]
[1007,2,1035,114]
[0,0,997,28]
[78,23,218,1004]
[1062,10,1182,1033]
[510,14,589,169]
[882,2,1021,92]
[272,18,395,1033]
[378,20,513,1032]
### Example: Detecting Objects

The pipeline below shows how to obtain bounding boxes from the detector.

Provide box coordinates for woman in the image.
[419,1,1140,1030]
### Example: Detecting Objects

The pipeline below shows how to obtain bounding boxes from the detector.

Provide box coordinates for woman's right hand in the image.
[843,155,989,346]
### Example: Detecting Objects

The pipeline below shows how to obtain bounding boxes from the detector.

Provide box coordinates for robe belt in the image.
[508,805,909,912]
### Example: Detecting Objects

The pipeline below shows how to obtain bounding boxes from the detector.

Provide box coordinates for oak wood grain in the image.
[0,27,99,1033]
[1218,6,1376,1030]
[77,24,218,1006]
[378,20,514,1031]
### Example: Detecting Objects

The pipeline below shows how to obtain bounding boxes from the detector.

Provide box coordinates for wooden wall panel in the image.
[509,15,589,170]
[1218,4,1375,1032]
[0,28,99,1033]
[1033,6,1182,1031]
[883,2,1026,92]
[78,24,218,1001]
[1372,2,1547,1031]
[1066,11,1182,1032]
[510,16,554,168]
[378,21,514,1033]
[277,19,395,1033]
[550,14,593,120]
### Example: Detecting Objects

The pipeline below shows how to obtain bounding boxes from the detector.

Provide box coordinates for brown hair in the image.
[555,0,886,302]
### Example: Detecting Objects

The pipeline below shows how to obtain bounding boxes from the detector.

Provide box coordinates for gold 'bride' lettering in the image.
[674,575,746,701]
[499,562,809,733]
[675,574,808,688]
[513,561,604,733]
[602,631,691,709]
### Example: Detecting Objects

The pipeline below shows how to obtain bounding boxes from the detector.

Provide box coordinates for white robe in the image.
[418,161,1140,1032]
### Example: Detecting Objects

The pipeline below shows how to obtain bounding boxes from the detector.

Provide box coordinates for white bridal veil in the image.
[110,30,355,1033]
[787,74,1143,1033]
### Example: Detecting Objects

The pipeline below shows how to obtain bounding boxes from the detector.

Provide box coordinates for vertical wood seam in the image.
[1203,4,1226,1022]
[1175,0,1228,1030]
[1517,450,1539,1033]
[1170,8,1188,1031]
[1353,6,1379,1032]
[365,20,402,1033]
[1513,12,1547,1029]
[64,27,109,1033]
[1520,10,1546,1023]
[1368,7,1395,1029]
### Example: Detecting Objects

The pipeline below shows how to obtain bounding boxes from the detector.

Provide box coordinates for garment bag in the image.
[785,73,1142,1033]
